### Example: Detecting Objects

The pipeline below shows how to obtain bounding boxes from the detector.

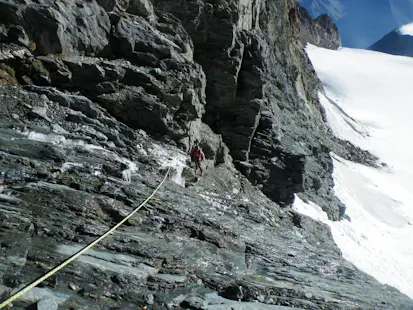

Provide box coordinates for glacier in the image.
[294,44,413,299]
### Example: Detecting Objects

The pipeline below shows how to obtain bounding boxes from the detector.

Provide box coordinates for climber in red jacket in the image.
[188,144,206,175]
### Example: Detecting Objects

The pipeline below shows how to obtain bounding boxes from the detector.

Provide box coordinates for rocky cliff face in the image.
[297,5,342,49]
[0,0,411,309]
[153,0,349,220]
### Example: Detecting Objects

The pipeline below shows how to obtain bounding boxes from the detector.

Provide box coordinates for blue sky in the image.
[298,0,413,48]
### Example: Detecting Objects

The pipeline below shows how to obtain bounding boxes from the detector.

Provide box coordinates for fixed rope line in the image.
[0,166,171,309]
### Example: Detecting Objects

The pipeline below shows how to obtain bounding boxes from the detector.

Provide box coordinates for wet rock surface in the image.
[0,0,412,309]
[0,87,411,309]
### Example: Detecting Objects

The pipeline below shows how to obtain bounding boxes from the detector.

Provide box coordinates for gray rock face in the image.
[297,5,342,49]
[0,1,412,309]
[7,6,229,165]
[154,0,345,218]
[0,0,111,55]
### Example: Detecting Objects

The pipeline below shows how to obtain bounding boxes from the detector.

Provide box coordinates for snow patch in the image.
[399,23,413,36]
[148,143,187,187]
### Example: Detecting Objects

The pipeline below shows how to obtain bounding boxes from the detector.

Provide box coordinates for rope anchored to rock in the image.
[0,166,171,309]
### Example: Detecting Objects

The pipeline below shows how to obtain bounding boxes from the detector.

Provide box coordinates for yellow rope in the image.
[0,167,171,309]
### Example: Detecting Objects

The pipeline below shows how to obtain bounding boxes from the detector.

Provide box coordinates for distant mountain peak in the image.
[368,24,413,56]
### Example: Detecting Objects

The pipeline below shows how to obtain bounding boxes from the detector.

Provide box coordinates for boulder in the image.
[7,25,29,47]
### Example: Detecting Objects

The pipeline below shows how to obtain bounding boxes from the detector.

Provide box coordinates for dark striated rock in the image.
[0,1,412,309]
[6,25,29,47]
[297,5,342,49]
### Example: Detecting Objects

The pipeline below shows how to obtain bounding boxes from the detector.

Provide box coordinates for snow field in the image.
[293,44,413,298]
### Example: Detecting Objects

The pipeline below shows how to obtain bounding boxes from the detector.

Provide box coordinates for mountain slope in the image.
[301,44,413,300]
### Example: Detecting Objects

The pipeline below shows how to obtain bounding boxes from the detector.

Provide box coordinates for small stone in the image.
[30,106,51,122]
[257,295,265,302]
[28,223,35,233]
[145,293,154,305]
[52,123,68,134]
[40,94,49,103]
[69,283,79,291]
[11,114,19,119]
[37,298,58,310]
[181,296,207,309]
[304,292,313,299]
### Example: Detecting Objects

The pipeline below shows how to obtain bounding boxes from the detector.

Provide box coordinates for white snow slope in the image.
[294,44,413,299]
